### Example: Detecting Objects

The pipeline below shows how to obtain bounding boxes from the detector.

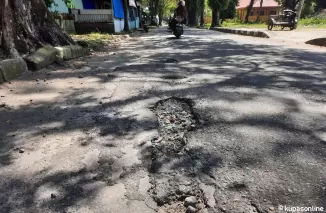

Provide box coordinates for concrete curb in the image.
[210,27,270,38]
[76,40,104,51]
[24,45,57,71]
[305,37,326,47]
[1,44,89,83]
[55,45,88,60]
[0,58,28,83]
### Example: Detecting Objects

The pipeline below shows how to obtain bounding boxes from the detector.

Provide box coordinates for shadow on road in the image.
[0,28,325,212]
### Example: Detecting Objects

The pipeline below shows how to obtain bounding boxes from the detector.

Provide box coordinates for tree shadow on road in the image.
[0,28,326,212]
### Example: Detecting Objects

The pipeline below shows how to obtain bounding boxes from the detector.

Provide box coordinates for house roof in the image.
[237,0,280,9]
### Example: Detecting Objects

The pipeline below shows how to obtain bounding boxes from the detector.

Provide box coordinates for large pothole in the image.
[147,97,210,213]
[153,97,197,153]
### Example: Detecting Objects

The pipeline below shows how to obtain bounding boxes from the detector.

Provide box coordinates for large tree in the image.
[244,0,255,23]
[296,0,305,18]
[0,0,73,59]
[122,0,130,31]
[187,0,199,26]
[199,0,206,26]
[275,0,306,18]
[208,0,230,27]
[220,0,238,24]
[256,0,264,22]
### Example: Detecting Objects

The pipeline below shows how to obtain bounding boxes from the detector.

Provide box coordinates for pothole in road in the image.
[163,59,179,63]
[161,74,186,80]
[146,97,210,212]
[153,97,197,153]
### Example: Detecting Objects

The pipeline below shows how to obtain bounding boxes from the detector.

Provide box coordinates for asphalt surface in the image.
[0,27,326,213]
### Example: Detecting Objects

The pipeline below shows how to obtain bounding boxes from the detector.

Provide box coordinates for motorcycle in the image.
[168,16,184,39]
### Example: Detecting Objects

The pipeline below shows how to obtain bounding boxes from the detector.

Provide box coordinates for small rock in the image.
[165,119,171,124]
[99,101,103,104]
[18,149,25,153]
[288,189,293,193]
[51,193,57,199]
[35,79,40,82]
[220,207,227,212]
[30,99,33,102]
[184,196,197,208]
[78,74,84,78]
[186,206,197,213]
[269,207,275,211]
[0,103,5,108]
[197,203,205,210]
[201,209,209,213]
[43,134,46,138]
[44,79,47,82]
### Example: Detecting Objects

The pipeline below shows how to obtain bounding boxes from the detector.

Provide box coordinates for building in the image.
[237,0,281,22]
[50,0,141,33]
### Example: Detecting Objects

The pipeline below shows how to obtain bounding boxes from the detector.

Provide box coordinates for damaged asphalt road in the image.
[0,28,326,213]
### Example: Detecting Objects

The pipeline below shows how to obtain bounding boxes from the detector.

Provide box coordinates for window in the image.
[258,11,264,16]
[270,11,277,15]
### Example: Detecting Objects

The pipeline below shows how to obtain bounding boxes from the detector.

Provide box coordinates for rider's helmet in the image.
[178,1,185,7]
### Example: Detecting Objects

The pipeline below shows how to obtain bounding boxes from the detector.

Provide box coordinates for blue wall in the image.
[113,0,124,18]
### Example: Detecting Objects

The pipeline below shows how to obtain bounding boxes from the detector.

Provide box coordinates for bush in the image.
[299,17,326,27]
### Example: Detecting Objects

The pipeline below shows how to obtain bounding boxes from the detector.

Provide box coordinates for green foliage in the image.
[301,0,316,17]
[299,16,326,26]
[208,0,230,10]
[45,0,75,8]
[220,0,238,21]
[208,16,326,28]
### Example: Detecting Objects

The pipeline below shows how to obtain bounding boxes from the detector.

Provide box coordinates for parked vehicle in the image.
[268,9,298,31]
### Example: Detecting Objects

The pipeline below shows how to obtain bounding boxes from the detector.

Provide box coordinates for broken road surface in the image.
[1,28,326,213]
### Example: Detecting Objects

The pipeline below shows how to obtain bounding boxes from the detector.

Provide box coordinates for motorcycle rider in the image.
[168,1,188,31]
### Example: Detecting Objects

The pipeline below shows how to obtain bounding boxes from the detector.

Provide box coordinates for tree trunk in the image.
[210,9,220,28]
[199,0,205,26]
[123,0,130,31]
[0,0,73,59]
[245,0,255,23]
[296,0,305,19]
[188,6,198,26]
[200,10,205,26]
[158,8,163,26]
[256,0,264,22]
